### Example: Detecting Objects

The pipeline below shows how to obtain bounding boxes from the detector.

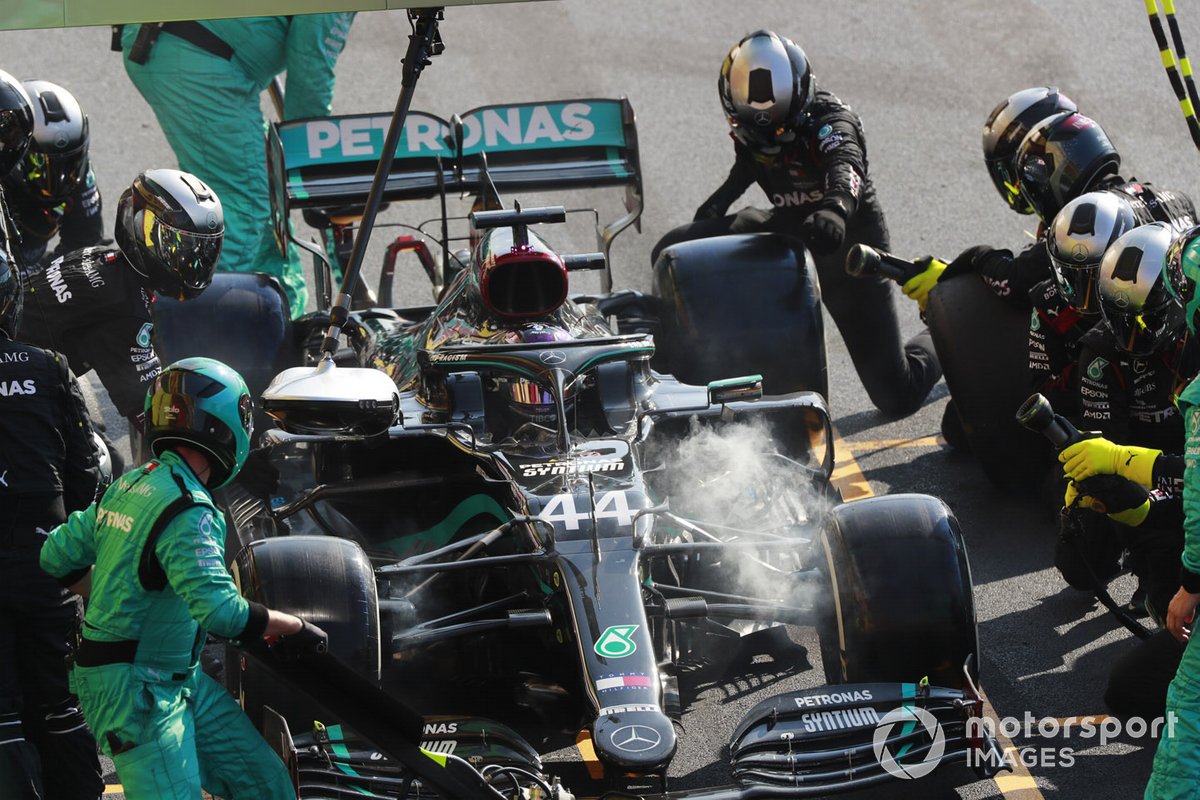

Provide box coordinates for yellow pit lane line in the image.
[834,429,1046,800]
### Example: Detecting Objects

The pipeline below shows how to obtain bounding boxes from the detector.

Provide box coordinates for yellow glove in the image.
[901,257,948,313]
[1059,438,1162,488]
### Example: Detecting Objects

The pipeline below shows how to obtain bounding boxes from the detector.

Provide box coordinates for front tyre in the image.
[817,494,978,690]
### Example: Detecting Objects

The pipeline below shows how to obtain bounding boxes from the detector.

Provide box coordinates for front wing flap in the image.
[727,682,1004,792]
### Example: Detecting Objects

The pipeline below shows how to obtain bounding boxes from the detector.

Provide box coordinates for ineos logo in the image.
[539,350,566,365]
[610,724,661,753]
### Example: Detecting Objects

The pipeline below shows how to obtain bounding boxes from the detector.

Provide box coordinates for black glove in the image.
[801,205,847,255]
[693,203,724,222]
[274,619,329,661]
[1069,474,1151,526]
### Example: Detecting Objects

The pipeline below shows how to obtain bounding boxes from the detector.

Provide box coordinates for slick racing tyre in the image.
[817,494,978,690]
[228,536,381,732]
[653,233,828,399]
[925,273,1048,490]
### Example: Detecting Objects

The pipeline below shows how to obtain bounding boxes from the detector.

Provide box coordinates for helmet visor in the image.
[142,208,223,298]
[1051,259,1100,314]
[18,144,86,201]
[1106,300,1184,356]
[729,119,795,155]
[985,156,1034,214]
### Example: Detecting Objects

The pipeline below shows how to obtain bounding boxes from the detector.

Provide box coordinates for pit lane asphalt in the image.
[4,2,1195,797]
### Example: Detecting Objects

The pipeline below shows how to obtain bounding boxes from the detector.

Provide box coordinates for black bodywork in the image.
[154,94,995,798]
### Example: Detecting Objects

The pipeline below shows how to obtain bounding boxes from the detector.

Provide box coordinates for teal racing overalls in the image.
[121,14,355,317]
[1147,378,1200,799]
[39,450,289,800]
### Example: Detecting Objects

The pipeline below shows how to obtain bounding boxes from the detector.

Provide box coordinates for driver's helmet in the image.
[1097,222,1185,356]
[718,30,814,156]
[490,323,575,427]
[982,87,1077,214]
[1047,191,1137,315]
[10,80,89,204]
[144,356,253,489]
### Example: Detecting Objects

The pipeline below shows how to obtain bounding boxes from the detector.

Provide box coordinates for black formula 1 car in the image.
[157,84,997,798]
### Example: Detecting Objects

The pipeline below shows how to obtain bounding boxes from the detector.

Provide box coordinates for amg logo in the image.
[0,351,29,363]
[97,508,135,533]
[422,722,458,735]
[420,740,457,756]
[793,689,874,708]
[520,459,624,478]
[800,706,881,733]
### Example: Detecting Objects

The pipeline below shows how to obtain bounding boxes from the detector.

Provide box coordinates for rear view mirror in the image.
[707,375,763,405]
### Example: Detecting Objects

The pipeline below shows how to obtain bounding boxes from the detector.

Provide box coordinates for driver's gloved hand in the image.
[1060,438,1162,488]
[693,203,725,222]
[274,619,329,661]
[1065,475,1151,527]
[901,256,948,313]
[801,203,847,255]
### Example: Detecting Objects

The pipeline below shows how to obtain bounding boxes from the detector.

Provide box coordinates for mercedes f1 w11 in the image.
[158,94,999,799]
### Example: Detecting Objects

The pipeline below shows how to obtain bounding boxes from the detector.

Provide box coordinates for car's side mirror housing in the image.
[707,375,763,405]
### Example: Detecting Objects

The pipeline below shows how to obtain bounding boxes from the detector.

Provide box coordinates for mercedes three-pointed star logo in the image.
[753,110,773,126]
[539,350,567,365]
[610,724,662,753]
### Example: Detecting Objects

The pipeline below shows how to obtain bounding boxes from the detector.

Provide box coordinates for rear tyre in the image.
[653,233,828,399]
[228,536,381,732]
[817,494,978,690]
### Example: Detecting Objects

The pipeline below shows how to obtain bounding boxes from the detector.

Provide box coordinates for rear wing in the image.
[268,97,642,282]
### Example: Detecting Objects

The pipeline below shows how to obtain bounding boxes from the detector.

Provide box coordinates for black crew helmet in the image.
[0,70,33,177]
[1047,191,1137,315]
[718,30,815,155]
[115,169,224,300]
[10,80,90,203]
[1097,222,1185,356]
[982,87,1077,214]
[1015,111,1121,224]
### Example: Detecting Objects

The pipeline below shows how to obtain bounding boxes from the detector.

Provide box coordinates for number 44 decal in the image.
[539,491,634,530]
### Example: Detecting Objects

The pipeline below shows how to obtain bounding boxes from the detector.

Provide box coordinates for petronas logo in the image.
[1087,357,1109,381]
[594,625,638,658]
